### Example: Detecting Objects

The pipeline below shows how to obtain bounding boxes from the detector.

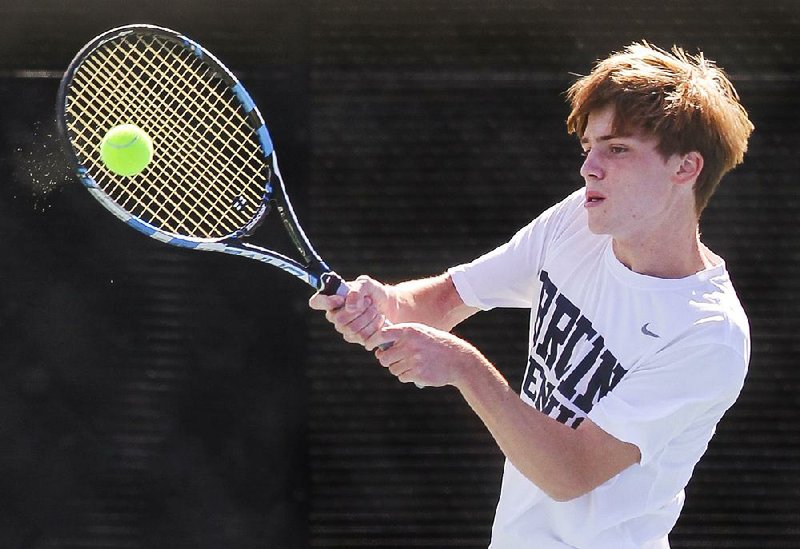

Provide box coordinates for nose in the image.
[580,149,604,180]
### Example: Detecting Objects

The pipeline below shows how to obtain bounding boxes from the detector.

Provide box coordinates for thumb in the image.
[344,290,371,313]
[377,323,411,346]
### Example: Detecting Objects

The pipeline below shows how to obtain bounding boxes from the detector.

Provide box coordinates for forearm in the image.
[386,273,478,331]
[373,305,639,497]
[376,319,597,500]
[454,358,606,502]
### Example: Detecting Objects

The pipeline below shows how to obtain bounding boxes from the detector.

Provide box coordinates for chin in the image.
[586,217,611,235]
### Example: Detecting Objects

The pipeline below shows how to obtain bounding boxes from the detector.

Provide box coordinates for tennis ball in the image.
[100,124,153,177]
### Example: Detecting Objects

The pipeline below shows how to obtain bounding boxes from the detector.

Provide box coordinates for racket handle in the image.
[320,272,350,297]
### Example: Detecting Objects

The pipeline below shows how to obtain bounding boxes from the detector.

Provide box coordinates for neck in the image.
[612,225,720,279]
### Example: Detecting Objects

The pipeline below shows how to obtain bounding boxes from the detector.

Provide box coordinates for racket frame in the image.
[56,24,343,294]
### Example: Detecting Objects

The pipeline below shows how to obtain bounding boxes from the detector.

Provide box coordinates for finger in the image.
[376,336,415,370]
[331,300,377,334]
[375,324,408,347]
[397,370,426,388]
[342,286,367,312]
[325,296,369,326]
[342,310,382,344]
[309,293,345,311]
[325,307,356,327]
[391,363,427,389]
[343,305,379,336]
[374,343,400,368]
[359,314,389,350]
[388,360,413,378]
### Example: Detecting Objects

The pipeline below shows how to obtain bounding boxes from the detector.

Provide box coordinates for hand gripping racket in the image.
[56,24,348,298]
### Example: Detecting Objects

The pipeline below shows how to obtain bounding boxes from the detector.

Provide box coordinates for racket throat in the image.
[273,203,311,261]
[267,199,332,290]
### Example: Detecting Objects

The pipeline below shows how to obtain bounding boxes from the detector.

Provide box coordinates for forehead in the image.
[584,105,615,132]
[580,104,652,144]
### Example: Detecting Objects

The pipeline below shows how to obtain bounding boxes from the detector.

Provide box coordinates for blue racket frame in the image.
[56,24,345,295]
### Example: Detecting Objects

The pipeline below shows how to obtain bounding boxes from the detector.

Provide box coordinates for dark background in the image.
[1,1,798,547]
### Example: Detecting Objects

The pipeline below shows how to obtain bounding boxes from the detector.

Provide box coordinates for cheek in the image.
[622,192,657,219]
[600,190,651,231]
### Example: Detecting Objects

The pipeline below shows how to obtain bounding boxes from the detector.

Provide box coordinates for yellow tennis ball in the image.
[100,124,153,177]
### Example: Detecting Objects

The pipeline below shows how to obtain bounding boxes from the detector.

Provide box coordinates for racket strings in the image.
[89,35,265,233]
[151,46,267,232]
[99,41,257,232]
[65,33,269,239]
[88,36,265,235]
[72,50,253,237]
[72,40,231,228]
[73,49,207,228]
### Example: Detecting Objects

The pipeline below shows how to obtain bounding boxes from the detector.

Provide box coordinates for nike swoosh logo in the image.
[641,323,660,338]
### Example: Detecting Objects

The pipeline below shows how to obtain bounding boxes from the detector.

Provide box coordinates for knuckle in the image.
[343,329,361,341]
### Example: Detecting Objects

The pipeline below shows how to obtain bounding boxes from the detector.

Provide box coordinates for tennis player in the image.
[310,42,754,548]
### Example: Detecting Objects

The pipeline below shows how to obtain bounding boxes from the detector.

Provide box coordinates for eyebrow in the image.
[580,133,627,144]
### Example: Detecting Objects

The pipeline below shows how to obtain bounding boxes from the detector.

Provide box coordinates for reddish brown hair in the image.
[566,42,753,215]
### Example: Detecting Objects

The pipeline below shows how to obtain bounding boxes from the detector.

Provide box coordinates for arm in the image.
[308,273,479,348]
[374,323,641,502]
[388,274,478,330]
[456,351,641,501]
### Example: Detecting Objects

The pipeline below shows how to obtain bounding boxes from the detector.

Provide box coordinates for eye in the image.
[580,149,590,158]
[610,145,628,154]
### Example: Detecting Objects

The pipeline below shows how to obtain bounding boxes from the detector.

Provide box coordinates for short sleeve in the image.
[448,189,584,310]
[588,343,747,466]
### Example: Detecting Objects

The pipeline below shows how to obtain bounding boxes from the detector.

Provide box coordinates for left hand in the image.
[374,323,488,388]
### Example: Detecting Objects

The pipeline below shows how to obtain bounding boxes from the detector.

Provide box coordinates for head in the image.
[566,42,753,217]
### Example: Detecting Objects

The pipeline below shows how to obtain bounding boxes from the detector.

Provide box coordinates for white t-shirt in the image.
[448,188,749,549]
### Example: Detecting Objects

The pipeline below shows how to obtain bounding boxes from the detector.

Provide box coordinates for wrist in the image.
[383,284,408,324]
[450,344,495,391]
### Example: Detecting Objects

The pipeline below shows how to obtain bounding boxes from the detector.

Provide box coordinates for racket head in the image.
[56,24,275,244]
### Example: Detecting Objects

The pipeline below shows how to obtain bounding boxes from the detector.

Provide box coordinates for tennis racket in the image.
[56,23,347,297]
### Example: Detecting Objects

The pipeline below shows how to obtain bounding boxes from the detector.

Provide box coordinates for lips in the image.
[585,190,606,207]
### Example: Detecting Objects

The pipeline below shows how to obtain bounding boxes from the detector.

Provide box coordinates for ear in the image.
[673,151,704,185]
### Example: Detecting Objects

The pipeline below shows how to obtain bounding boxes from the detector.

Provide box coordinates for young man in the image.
[309,43,754,548]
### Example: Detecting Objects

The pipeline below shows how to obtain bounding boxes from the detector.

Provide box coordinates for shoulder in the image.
[688,267,750,361]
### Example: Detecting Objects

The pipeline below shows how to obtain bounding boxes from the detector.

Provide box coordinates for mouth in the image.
[584,190,606,207]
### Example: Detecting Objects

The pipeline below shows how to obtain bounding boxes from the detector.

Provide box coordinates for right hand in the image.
[308,275,392,350]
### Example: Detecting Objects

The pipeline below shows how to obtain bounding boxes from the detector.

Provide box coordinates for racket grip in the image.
[320,272,350,297]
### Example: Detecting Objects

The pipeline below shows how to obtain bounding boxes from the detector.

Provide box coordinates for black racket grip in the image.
[320,272,349,297]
